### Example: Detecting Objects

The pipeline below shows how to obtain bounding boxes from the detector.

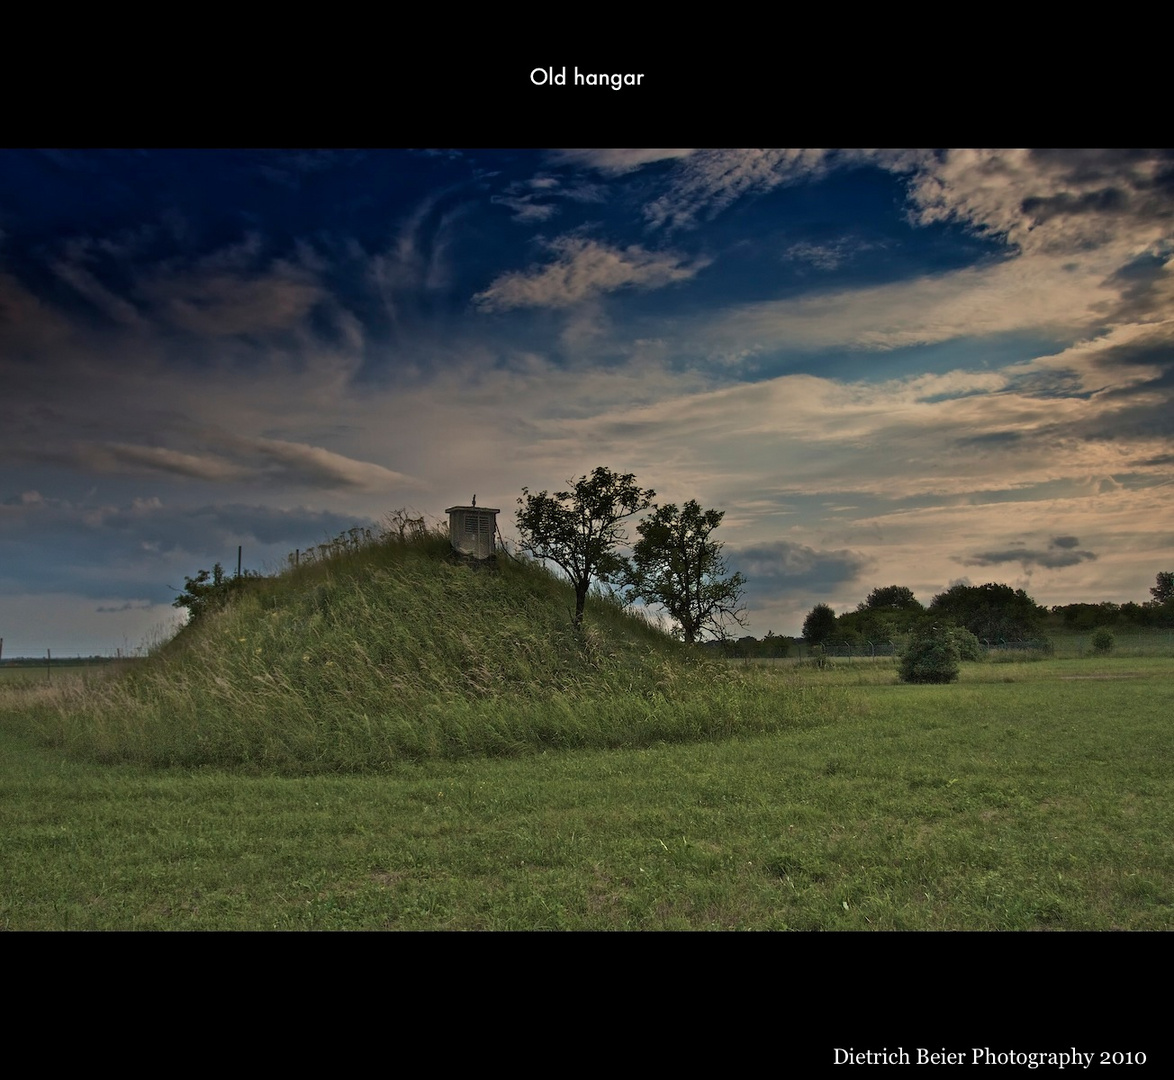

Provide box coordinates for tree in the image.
[836,586,924,644]
[624,500,747,644]
[860,585,922,612]
[1151,572,1174,605]
[928,582,1045,642]
[802,603,837,645]
[516,466,655,629]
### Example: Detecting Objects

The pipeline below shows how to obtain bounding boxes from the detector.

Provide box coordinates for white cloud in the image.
[903,149,1173,260]
[490,195,558,223]
[644,148,837,231]
[490,172,606,224]
[707,253,1119,354]
[473,237,707,312]
[245,437,427,491]
[549,148,695,174]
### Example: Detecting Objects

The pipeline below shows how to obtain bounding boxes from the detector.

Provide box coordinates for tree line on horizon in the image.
[798,573,1174,648]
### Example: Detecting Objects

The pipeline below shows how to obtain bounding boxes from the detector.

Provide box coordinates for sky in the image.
[2,148,1172,656]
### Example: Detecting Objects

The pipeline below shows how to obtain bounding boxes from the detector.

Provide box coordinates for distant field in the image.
[736,628,1174,666]
[1047,629,1174,658]
[3,652,1171,930]
[0,660,139,685]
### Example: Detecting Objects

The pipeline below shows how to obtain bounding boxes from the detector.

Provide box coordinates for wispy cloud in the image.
[81,435,424,491]
[784,237,879,272]
[240,436,426,490]
[549,149,695,175]
[708,255,1116,354]
[644,149,837,231]
[50,242,150,331]
[491,172,606,223]
[474,237,707,312]
[79,443,248,482]
[141,265,322,337]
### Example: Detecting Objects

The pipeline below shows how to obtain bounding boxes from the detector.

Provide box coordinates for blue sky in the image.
[2,148,1172,655]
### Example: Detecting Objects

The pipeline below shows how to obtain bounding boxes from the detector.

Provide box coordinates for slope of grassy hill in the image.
[23,527,831,773]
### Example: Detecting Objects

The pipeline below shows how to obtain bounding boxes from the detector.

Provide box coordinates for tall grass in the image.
[16,526,841,772]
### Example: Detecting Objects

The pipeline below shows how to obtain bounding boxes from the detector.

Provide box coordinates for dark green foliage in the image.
[761,631,791,658]
[1148,573,1174,628]
[831,586,924,645]
[928,582,1046,642]
[624,500,746,644]
[861,585,922,612]
[899,626,961,684]
[516,467,655,628]
[172,563,260,626]
[1054,601,1122,630]
[949,626,984,661]
[1048,589,1174,631]
[833,608,881,644]
[1091,628,1115,654]
[802,603,837,645]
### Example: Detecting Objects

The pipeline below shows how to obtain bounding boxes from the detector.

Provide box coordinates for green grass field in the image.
[4,652,1171,930]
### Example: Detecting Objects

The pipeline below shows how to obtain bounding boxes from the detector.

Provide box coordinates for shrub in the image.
[899,626,961,684]
[1091,627,1115,654]
[951,626,984,662]
[172,563,261,626]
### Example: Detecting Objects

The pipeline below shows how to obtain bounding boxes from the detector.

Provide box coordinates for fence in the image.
[983,639,1053,654]
[798,641,899,660]
[799,638,1055,659]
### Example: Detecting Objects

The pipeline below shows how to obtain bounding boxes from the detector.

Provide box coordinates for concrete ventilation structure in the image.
[444,501,499,561]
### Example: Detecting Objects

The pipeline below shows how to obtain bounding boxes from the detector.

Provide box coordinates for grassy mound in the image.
[24,528,820,772]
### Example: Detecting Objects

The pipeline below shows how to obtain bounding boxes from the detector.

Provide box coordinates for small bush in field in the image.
[950,626,984,661]
[900,627,961,684]
[1091,628,1115,654]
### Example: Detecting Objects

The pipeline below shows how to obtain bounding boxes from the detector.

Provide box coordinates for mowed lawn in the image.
[3,657,1173,930]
